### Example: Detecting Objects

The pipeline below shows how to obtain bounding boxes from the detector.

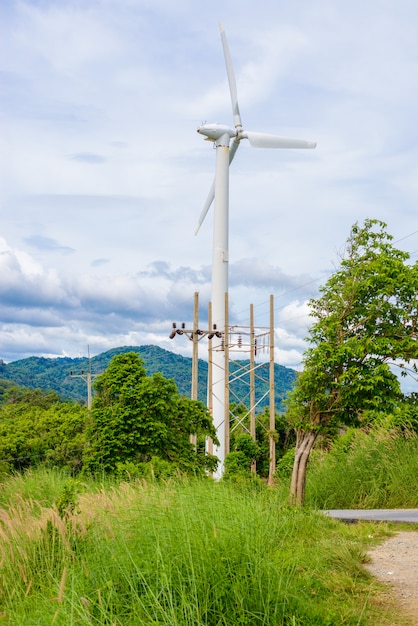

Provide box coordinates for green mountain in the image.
[0,345,297,412]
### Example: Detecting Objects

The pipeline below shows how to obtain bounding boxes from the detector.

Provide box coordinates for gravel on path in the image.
[365,531,418,624]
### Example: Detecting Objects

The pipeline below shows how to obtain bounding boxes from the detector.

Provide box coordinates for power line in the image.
[394,230,418,244]
[177,227,418,368]
[235,227,418,328]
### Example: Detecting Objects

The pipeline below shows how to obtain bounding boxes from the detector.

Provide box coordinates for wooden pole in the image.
[250,304,256,441]
[224,291,230,456]
[190,291,199,448]
[250,303,256,473]
[268,294,276,486]
[207,301,213,457]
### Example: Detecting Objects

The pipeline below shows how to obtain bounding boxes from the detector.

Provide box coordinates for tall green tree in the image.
[287,219,418,505]
[83,352,218,474]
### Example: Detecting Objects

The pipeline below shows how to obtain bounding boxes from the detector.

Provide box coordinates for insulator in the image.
[181,322,186,329]
[237,335,242,347]
[172,322,177,329]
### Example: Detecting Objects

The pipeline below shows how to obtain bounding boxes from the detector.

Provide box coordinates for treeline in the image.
[0,351,217,477]
[0,351,417,495]
[0,345,297,411]
[0,351,297,480]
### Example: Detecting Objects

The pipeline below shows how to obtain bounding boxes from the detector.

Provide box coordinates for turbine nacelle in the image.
[197,123,236,142]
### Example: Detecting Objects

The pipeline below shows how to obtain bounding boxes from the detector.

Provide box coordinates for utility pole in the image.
[250,303,256,473]
[169,292,219,447]
[268,294,276,486]
[169,293,277,480]
[70,346,98,411]
[207,301,214,457]
[223,292,230,457]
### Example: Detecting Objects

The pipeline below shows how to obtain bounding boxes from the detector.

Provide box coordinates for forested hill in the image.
[0,345,297,412]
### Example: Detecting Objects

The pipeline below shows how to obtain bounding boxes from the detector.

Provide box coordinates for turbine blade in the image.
[195,180,215,236]
[194,140,240,236]
[243,131,317,149]
[219,21,242,130]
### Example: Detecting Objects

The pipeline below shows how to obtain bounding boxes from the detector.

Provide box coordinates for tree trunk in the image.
[289,429,318,507]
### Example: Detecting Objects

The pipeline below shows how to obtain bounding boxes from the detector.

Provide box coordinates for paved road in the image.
[324,509,418,524]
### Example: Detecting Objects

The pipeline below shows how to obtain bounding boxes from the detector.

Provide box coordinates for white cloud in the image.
[0,0,417,384]
[14,3,122,73]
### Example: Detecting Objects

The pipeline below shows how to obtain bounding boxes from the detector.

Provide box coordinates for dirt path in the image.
[365,531,418,624]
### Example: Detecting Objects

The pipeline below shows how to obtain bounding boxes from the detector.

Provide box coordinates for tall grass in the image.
[0,472,411,625]
[0,467,74,508]
[305,427,418,509]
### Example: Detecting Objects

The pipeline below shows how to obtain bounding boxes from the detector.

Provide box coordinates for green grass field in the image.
[0,465,415,625]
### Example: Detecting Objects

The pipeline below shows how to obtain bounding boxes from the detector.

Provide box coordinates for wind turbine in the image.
[196,22,316,477]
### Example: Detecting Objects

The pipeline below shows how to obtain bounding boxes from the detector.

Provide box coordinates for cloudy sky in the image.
[1,0,417,379]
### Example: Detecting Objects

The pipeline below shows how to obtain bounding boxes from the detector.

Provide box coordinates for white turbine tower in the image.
[196,22,316,477]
